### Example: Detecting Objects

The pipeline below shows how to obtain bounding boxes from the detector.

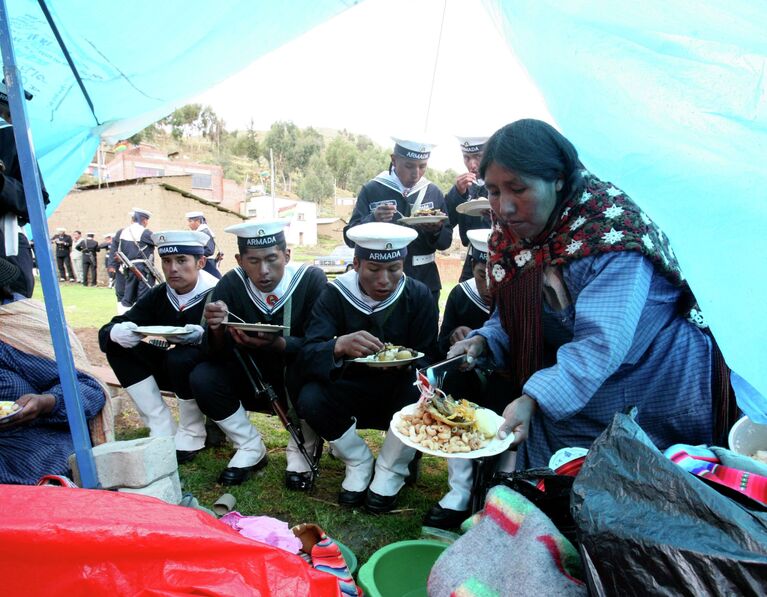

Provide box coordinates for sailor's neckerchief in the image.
[198,223,215,237]
[372,170,430,199]
[459,278,490,314]
[331,269,407,315]
[235,262,308,316]
[166,269,218,312]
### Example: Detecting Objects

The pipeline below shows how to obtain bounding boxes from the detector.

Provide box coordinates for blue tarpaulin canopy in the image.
[1,0,765,485]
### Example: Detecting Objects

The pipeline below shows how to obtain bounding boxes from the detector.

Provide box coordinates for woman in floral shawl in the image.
[449,119,734,469]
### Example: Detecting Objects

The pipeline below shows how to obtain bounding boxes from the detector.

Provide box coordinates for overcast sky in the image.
[193,0,553,171]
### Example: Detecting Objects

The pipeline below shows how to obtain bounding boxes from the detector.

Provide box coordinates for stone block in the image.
[69,436,177,489]
[118,471,182,505]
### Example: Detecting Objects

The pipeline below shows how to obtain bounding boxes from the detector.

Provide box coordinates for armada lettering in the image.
[158,246,179,254]
[368,250,401,261]
[405,151,429,160]
[246,236,276,246]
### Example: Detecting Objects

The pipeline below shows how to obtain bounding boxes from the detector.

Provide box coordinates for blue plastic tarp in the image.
[486,0,767,418]
[6,0,352,210]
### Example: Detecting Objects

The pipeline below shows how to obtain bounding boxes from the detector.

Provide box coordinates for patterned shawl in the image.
[488,171,734,442]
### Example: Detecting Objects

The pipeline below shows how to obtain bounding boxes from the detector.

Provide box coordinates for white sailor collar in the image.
[166,269,218,312]
[331,269,407,315]
[236,262,309,315]
[198,223,215,237]
[123,222,147,241]
[459,278,490,314]
[372,170,430,198]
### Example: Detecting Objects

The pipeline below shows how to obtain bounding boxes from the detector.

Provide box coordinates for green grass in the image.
[119,412,449,563]
[32,281,117,328]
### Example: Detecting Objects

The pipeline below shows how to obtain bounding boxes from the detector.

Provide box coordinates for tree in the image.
[348,146,390,192]
[297,154,335,206]
[290,127,324,173]
[264,121,299,192]
[325,134,357,191]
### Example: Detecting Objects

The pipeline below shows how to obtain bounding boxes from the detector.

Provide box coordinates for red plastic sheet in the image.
[0,485,341,596]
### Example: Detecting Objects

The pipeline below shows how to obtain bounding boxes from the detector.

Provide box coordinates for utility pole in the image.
[270,148,276,218]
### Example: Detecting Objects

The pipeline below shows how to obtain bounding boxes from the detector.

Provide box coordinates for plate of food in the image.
[398,208,449,226]
[391,392,513,459]
[222,322,288,333]
[351,344,424,367]
[0,400,22,422]
[456,198,490,216]
[134,325,191,337]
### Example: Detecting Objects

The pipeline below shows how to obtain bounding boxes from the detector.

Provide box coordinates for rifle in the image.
[115,250,153,289]
[234,348,320,479]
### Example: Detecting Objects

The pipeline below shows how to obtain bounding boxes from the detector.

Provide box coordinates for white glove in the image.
[109,321,142,348]
[166,324,204,345]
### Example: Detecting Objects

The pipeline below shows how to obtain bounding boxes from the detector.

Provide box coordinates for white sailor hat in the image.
[0,80,33,105]
[86,232,95,237]
[347,222,417,262]
[456,136,489,154]
[391,137,436,161]
[467,228,491,263]
[55,227,66,232]
[132,207,152,219]
[185,210,205,219]
[103,232,114,238]
[152,230,208,256]
[225,219,289,251]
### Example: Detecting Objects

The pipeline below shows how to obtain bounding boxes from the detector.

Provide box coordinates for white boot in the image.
[329,421,374,493]
[438,458,474,511]
[215,405,266,468]
[369,432,416,497]
[125,376,176,437]
[286,420,321,473]
[175,398,207,452]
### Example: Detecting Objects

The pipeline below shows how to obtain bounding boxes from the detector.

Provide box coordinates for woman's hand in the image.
[449,325,472,346]
[0,394,56,429]
[446,334,486,369]
[498,394,537,447]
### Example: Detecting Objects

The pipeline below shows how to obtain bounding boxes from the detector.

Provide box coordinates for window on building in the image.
[297,212,305,221]
[192,173,212,189]
[135,166,165,177]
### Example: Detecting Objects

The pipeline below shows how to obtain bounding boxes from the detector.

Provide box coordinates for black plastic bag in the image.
[493,468,578,545]
[572,412,767,596]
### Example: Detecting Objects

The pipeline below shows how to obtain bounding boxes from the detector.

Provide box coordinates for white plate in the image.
[223,322,288,333]
[390,402,514,459]
[134,325,190,337]
[0,400,22,422]
[350,351,424,368]
[456,198,490,216]
[398,215,449,226]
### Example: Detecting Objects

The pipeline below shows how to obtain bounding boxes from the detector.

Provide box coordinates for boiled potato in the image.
[395,350,413,360]
[475,408,498,439]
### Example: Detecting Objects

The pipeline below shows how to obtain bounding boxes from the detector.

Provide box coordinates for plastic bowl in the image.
[357,540,447,597]
[728,416,767,459]
[334,539,358,576]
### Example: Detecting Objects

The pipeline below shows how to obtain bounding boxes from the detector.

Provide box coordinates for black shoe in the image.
[176,448,203,465]
[365,489,400,514]
[285,470,315,492]
[404,451,422,486]
[423,504,470,530]
[338,488,366,507]
[217,454,268,486]
[205,419,228,448]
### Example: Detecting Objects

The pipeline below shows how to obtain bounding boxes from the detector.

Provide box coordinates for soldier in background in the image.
[51,227,75,282]
[100,233,114,287]
[79,232,100,286]
[110,208,155,314]
[71,230,83,283]
[185,210,221,279]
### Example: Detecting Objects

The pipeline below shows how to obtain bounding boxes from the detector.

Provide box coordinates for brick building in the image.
[105,143,245,212]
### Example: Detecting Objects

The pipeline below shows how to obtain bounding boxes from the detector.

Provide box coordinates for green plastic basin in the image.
[335,539,358,576]
[357,540,447,597]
